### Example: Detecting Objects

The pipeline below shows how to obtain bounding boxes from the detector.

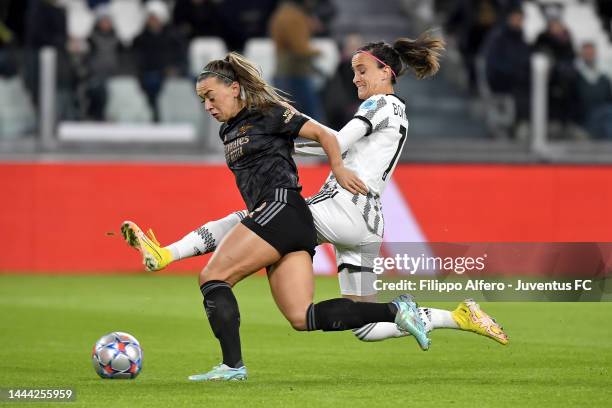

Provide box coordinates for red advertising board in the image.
[1,163,611,274]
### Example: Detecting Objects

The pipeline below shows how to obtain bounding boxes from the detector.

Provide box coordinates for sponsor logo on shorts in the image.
[248,202,267,218]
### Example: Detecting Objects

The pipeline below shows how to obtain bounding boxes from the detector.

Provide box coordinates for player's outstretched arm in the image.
[295,118,369,156]
[298,121,368,195]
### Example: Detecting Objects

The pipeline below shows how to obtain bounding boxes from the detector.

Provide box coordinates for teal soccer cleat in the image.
[188,364,247,381]
[392,294,431,351]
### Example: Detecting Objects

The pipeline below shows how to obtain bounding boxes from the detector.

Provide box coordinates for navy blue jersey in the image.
[220,104,309,211]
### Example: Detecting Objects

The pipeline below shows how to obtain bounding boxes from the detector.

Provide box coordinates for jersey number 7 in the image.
[382,125,407,181]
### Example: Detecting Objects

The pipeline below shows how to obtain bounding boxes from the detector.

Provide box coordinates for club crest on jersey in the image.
[238,124,253,136]
[282,108,295,124]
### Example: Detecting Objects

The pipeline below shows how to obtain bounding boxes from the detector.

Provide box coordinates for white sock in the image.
[353,307,458,342]
[165,211,246,260]
[353,322,405,341]
[423,307,459,329]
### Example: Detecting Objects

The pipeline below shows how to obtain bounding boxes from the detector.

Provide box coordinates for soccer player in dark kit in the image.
[124,34,508,348]
[122,52,430,381]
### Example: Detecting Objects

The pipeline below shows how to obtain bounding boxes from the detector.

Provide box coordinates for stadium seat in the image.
[104,75,153,123]
[562,2,612,61]
[244,38,340,87]
[66,0,95,40]
[109,0,146,45]
[523,1,546,43]
[311,38,340,90]
[244,38,276,84]
[158,77,223,151]
[158,77,202,129]
[188,37,227,78]
[475,57,515,139]
[158,78,200,120]
[559,2,612,76]
[563,3,603,46]
[311,38,340,78]
[0,76,37,139]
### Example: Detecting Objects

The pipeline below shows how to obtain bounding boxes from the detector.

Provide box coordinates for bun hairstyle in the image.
[358,31,445,82]
[197,52,291,109]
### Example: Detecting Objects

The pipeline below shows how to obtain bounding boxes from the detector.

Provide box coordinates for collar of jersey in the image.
[386,93,406,104]
[226,107,249,127]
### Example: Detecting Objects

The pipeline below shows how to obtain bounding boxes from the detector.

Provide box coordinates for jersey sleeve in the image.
[273,105,310,139]
[353,95,392,136]
[294,118,368,156]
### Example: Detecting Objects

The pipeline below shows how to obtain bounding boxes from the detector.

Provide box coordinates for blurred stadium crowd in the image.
[1,0,612,152]
[444,0,612,140]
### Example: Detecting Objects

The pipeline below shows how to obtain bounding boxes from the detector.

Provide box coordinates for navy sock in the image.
[200,280,243,368]
[306,298,397,331]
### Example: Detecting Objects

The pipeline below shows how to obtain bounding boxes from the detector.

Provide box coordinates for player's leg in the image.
[306,196,412,340]
[352,296,507,344]
[308,189,368,247]
[334,241,411,341]
[265,251,430,350]
[333,229,508,344]
[166,210,247,261]
[265,251,314,330]
[258,191,418,336]
[338,257,507,343]
[121,210,246,272]
[189,223,281,381]
[191,188,319,381]
[362,300,509,345]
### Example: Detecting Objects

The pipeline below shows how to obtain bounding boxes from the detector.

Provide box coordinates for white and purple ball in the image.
[92,332,143,379]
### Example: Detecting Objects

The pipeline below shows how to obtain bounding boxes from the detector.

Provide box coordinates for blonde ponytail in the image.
[198,52,291,109]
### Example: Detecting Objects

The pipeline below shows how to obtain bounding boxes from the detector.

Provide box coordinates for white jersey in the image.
[302,94,409,237]
[341,93,409,196]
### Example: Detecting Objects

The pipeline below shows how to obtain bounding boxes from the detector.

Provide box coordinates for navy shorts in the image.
[241,188,317,258]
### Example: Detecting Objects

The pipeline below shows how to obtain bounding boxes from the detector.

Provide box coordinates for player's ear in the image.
[230,81,241,98]
[383,66,392,82]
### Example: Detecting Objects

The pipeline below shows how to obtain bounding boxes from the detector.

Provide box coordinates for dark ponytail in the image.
[358,31,445,82]
[392,32,445,79]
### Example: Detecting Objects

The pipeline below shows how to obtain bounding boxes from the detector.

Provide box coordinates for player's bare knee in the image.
[199,264,231,286]
[201,263,251,286]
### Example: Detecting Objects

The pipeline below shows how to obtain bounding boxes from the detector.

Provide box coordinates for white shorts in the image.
[307,192,381,297]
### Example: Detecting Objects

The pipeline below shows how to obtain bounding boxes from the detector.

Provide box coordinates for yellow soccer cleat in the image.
[452,299,509,345]
[121,221,173,272]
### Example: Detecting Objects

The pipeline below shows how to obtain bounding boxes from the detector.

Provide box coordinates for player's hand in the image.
[333,166,368,195]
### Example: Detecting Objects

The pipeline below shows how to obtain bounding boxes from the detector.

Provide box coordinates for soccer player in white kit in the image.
[122,33,508,346]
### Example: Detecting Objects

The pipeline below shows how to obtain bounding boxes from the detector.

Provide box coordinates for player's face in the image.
[351,52,392,100]
[196,77,243,122]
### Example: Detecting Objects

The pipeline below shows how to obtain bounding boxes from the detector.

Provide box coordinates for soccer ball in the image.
[92,332,143,379]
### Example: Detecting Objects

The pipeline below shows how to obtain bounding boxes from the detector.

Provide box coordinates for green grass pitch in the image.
[1,274,611,407]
